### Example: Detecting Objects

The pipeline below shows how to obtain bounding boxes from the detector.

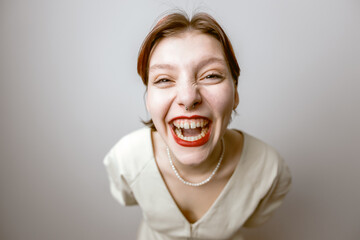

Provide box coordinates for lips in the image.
[169,116,211,147]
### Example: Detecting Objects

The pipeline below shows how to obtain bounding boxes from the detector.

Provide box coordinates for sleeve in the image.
[243,157,292,227]
[103,151,138,206]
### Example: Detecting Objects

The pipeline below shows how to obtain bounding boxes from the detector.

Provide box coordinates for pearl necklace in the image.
[166,139,225,187]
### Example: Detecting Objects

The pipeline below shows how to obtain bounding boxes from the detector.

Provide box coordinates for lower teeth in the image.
[175,127,208,142]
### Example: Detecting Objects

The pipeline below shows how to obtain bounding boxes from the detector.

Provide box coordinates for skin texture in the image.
[147,31,238,168]
[146,31,243,223]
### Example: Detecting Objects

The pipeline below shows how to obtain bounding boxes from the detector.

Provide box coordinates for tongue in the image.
[182,127,202,137]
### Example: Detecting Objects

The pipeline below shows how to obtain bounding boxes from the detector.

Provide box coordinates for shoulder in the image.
[243,131,282,161]
[103,127,153,181]
[234,129,285,179]
[112,127,152,152]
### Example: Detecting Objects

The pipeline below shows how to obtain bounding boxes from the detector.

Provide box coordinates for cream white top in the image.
[103,127,291,240]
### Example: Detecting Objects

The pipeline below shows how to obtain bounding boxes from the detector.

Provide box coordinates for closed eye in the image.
[205,74,222,79]
[154,78,170,84]
[200,72,224,84]
[152,77,175,88]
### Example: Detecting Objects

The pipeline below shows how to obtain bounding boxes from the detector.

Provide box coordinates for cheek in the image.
[206,84,235,116]
[146,89,171,124]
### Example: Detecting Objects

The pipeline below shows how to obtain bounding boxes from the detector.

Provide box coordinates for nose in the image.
[176,81,202,111]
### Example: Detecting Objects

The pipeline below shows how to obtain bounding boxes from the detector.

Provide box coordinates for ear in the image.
[233,89,239,110]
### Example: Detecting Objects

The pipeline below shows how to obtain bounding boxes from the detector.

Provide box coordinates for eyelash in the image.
[204,73,222,79]
[155,78,169,83]
[152,72,223,86]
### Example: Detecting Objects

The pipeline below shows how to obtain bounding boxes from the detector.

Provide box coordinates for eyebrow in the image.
[195,57,226,71]
[149,57,226,72]
[149,63,176,72]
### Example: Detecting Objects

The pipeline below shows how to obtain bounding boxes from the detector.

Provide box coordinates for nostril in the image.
[176,85,202,110]
[185,101,200,111]
[193,102,199,108]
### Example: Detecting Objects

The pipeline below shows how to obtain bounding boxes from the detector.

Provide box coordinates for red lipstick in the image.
[169,115,211,147]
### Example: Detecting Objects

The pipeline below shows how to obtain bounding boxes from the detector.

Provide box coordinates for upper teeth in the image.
[172,119,208,129]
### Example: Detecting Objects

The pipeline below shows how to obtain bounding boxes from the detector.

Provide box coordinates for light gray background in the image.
[1,0,359,239]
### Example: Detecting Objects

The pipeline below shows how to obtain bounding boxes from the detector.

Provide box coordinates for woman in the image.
[104,11,291,240]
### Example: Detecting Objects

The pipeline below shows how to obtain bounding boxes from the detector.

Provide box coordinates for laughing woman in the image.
[103,12,291,240]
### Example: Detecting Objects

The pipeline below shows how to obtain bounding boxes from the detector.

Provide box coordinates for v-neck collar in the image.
[147,128,248,227]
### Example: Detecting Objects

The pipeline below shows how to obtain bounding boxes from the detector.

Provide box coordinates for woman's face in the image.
[146,31,239,165]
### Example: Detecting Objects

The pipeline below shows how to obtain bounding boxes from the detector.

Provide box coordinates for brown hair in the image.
[137,11,240,130]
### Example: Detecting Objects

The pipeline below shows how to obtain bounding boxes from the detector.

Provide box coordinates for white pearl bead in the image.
[166,139,225,187]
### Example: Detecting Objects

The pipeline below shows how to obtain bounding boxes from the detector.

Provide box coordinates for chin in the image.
[171,147,212,166]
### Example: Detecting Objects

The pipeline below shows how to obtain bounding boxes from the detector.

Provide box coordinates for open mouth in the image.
[170,117,211,147]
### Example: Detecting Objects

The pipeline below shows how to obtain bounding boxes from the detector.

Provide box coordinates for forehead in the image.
[149,31,226,68]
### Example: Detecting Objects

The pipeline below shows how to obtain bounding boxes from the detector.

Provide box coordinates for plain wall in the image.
[1,0,359,239]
